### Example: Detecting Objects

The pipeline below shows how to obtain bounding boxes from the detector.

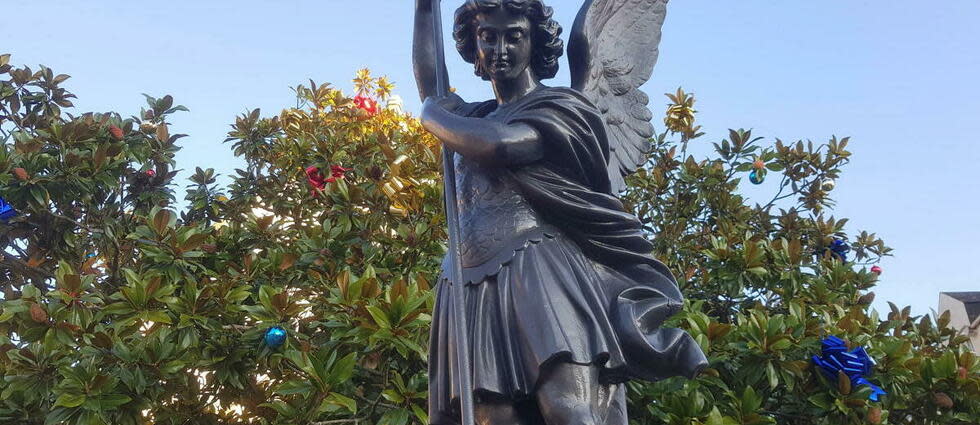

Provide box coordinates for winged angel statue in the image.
[413,0,708,423]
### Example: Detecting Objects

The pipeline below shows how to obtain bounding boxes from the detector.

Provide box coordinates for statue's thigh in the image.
[601,384,628,425]
[535,362,626,425]
[474,398,534,425]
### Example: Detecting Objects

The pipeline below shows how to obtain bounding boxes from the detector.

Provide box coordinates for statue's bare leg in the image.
[535,363,627,425]
[474,399,530,425]
[600,383,628,425]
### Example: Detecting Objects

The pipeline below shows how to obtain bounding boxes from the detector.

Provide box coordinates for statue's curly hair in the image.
[453,0,564,80]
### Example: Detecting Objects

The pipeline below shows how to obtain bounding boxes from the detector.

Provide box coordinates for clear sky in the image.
[3,1,978,316]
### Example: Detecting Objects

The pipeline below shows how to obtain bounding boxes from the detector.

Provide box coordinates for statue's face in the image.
[474,8,533,82]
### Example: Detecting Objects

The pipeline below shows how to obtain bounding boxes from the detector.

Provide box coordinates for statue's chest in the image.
[454,155,543,268]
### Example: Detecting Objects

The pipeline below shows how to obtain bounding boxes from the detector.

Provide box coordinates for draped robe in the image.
[428,86,707,423]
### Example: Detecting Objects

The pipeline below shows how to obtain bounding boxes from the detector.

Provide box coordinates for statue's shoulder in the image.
[459,87,597,118]
[522,86,601,114]
[497,86,595,112]
[534,85,589,101]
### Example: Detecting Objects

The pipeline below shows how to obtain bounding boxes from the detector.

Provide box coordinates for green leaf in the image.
[741,386,762,413]
[259,400,298,418]
[30,186,48,206]
[766,361,779,390]
[43,408,74,425]
[22,285,41,299]
[258,285,275,311]
[326,352,358,385]
[274,379,314,396]
[379,408,411,425]
[808,393,833,409]
[142,310,172,324]
[101,302,134,315]
[935,351,957,378]
[122,269,142,287]
[366,305,391,329]
[382,389,405,403]
[706,408,739,425]
[769,338,792,351]
[54,393,86,408]
[320,392,357,414]
[97,394,131,409]
[160,360,184,375]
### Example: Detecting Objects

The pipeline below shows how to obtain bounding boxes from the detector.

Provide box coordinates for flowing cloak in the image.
[428,86,707,421]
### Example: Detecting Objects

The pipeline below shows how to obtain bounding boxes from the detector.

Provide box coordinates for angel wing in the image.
[568,0,668,193]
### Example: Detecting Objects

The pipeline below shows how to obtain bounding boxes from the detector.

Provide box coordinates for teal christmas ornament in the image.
[264,326,287,348]
[749,169,765,185]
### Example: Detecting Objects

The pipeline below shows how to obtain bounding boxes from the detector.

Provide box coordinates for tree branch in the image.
[1,250,51,289]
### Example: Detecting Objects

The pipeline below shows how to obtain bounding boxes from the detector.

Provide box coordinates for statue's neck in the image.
[491,69,541,106]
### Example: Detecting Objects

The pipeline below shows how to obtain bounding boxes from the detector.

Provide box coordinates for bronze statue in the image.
[413,0,707,423]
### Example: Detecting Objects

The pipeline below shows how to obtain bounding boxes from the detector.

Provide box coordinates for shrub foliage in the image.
[1,57,978,424]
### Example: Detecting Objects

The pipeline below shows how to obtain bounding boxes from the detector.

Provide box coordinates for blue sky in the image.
[4,1,978,316]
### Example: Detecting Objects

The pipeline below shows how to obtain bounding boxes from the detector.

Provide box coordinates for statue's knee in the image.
[541,397,598,425]
[475,400,524,425]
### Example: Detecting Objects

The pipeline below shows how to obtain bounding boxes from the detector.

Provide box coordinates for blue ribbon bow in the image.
[828,239,850,261]
[0,196,17,222]
[811,336,886,401]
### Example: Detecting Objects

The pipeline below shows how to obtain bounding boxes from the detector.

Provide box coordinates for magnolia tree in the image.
[0,56,978,425]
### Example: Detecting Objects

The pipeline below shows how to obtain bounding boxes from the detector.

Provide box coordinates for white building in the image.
[939,292,980,352]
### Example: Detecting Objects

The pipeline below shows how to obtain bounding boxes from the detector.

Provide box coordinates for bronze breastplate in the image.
[454,154,543,268]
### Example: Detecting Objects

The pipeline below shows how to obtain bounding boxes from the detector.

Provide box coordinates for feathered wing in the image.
[568,0,668,193]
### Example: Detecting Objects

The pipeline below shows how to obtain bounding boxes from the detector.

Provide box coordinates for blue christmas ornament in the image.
[749,169,765,185]
[811,336,886,401]
[264,326,287,348]
[0,196,18,222]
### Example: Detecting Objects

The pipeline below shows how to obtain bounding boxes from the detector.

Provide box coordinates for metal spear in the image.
[429,1,476,424]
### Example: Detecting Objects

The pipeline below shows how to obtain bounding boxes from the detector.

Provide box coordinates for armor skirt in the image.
[427,230,629,423]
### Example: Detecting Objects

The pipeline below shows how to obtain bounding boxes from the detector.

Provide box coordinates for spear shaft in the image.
[430,1,476,424]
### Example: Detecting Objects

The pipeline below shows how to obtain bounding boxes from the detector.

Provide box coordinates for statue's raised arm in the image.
[568,0,668,192]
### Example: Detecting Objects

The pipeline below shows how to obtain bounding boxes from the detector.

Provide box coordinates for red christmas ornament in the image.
[327,164,353,182]
[871,265,882,275]
[145,170,156,177]
[306,166,327,191]
[307,165,352,195]
[109,125,124,141]
[353,95,379,115]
